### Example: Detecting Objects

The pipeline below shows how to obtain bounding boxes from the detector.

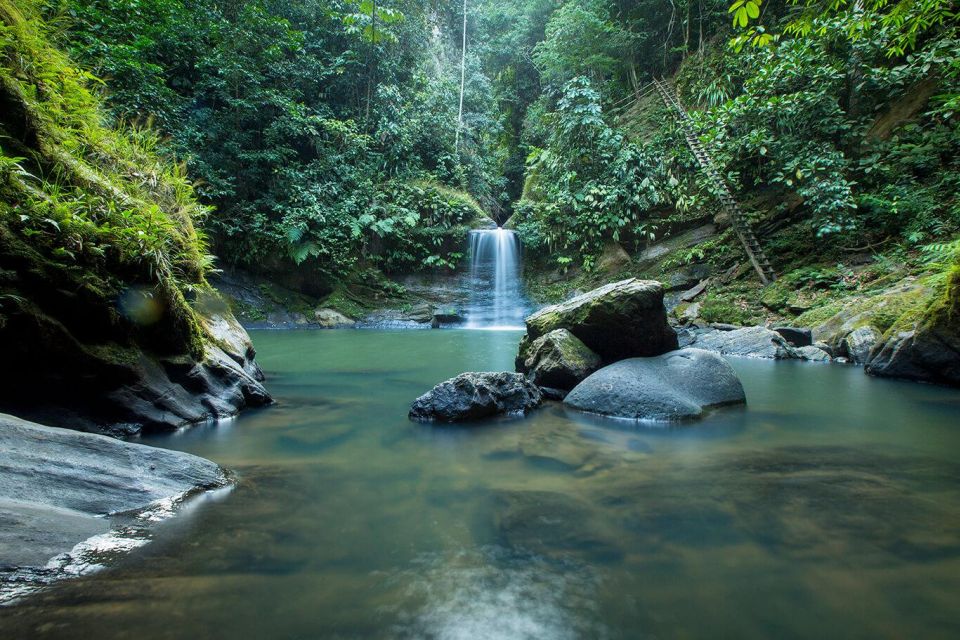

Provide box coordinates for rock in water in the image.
[409,372,543,423]
[692,326,801,359]
[314,308,355,328]
[494,489,623,562]
[773,326,813,347]
[564,349,746,421]
[797,345,832,362]
[518,329,602,390]
[521,278,678,362]
[0,413,227,569]
[839,326,881,365]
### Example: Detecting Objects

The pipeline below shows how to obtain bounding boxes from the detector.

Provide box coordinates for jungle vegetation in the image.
[2,0,959,303]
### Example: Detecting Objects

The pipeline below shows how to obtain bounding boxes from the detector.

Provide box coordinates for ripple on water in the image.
[389,546,607,640]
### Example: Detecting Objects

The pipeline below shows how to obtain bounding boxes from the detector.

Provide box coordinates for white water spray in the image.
[465,228,527,330]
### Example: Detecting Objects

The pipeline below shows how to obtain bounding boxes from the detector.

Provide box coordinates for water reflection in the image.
[2,330,960,639]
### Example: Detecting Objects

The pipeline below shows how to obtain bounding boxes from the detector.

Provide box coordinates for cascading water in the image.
[465,228,528,329]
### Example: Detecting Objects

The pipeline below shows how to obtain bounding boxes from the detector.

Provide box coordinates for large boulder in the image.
[520,278,678,363]
[691,326,801,359]
[0,413,227,570]
[517,329,602,391]
[409,372,543,423]
[564,349,746,421]
[314,308,355,328]
[865,269,960,385]
[839,326,881,364]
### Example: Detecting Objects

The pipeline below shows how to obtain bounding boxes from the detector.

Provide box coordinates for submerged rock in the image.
[517,328,602,390]
[564,348,746,421]
[520,278,678,363]
[0,413,227,569]
[494,489,623,562]
[409,372,543,423]
[691,326,801,359]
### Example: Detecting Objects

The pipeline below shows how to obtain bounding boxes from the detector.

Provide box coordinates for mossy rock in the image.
[523,278,678,362]
[866,266,960,386]
[518,328,602,390]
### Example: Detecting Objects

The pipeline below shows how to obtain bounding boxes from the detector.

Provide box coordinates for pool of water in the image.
[3,329,960,639]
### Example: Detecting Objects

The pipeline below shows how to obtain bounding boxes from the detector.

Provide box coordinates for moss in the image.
[321,289,368,320]
[759,280,792,312]
[86,342,140,367]
[795,300,846,327]
[1,0,212,361]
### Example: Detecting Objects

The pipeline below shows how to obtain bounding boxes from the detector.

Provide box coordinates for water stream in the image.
[465,229,528,330]
[2,329,959,639]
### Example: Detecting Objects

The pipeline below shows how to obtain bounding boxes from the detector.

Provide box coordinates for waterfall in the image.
[465,228,528,330]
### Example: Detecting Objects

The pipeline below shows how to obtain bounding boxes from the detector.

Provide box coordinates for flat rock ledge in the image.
[564,348,746,421]
[409,372,543,423]
[0,413,228,582]
[682,325,831,362]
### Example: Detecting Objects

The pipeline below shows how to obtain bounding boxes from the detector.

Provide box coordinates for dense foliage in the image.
[57,0,502,284]
[0,0,209,351]
[7,0,958,298]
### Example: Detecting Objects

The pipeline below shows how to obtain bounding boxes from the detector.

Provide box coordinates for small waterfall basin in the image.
[6,329,960,640]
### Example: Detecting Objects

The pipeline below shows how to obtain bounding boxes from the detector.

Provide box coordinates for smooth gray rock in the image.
[797,345,832,362]
[564,349,746,421]
[521,278,678,363]
[409,372,543,423]
[693,326,801,359]
[840,326,882,365]
[518,329,602,390]
[0,413,227,568]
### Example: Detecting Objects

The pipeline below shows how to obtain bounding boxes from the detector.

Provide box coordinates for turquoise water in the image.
[3,329,960,639]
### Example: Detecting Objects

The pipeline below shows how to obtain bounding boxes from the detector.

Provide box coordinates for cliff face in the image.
[0,1,270,435]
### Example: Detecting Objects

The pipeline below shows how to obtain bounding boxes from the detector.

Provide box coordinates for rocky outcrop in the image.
[773,326,813,347]
[314,308,355,328]
[866,268,960,386]
[691,326,802,359]
[0,413,227,570]
[409,372,543,422]
[516,328,602,391]
[839,326,881,364]
[564,348,746,420]
[519,278,678,364]
[0,248,272,437]
[796,345,832,362]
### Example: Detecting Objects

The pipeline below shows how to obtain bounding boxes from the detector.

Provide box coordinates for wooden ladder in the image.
[651,78,776,284]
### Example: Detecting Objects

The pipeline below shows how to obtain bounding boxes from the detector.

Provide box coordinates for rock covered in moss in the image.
[517,328,601,391]
[521,278,678,363]
[564,349,746,421]
[866,267,960,386]
[314,308,355,328]
[409,372,543,423]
